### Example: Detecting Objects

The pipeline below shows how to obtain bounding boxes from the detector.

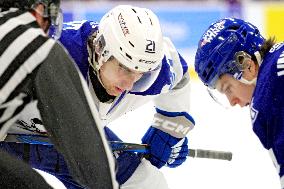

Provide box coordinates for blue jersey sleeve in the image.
[59,20,99,78]
[251,43,284,188]
[272,47,284,187]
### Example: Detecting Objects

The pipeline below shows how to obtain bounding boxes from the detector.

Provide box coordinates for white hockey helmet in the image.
[92,5,164,73]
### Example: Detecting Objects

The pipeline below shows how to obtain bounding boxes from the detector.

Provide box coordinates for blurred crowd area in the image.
[61,0,284,54]
[62,0,283,2]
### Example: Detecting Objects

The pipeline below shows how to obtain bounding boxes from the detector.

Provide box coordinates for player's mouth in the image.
[115,86,124,94]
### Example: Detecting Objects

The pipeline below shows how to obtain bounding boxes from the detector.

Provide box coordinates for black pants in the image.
[0,149,52,189]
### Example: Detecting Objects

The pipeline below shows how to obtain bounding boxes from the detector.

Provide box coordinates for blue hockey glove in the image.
[141,126,189,168]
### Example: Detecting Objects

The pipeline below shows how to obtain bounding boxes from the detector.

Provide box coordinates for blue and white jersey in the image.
[58,20,195,138]
[250,42,284,188]
[9,20,194,137]
[59,20,98,79]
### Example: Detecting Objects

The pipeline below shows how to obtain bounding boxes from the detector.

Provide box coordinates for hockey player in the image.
[0,0,118,188]
[195,18,284,188]
[1,5,195,189]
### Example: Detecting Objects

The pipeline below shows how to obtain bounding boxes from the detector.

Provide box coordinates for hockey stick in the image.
[5,134,232,161]
[110,141,233,161]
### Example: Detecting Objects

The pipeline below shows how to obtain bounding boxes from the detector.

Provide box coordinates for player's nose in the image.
[122,73,142,90]
[228,96,239,107]
[120,78,135,91]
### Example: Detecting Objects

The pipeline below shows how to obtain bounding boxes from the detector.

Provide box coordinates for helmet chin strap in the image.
[87,41,106,88]
[95,70,106,88]
[239,51,262,86]
[88,64,106,89]
[239,77,257,85]
[254,51,262,66]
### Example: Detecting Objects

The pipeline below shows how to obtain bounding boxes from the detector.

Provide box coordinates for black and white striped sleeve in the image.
[0,10,55,138]
[0,9,118,188]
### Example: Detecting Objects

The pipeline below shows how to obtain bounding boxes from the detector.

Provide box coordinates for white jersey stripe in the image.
[0,8,18,17]
[277,64,284,69]
[278,57,284,64]
[0,27,45,76]
[277,70,284,77]
[0,39,55,104]
[268,148,283,188]
[0,94,25,123]
[0,12,34,41]
[0,113,21,141]
[269,148,280,173]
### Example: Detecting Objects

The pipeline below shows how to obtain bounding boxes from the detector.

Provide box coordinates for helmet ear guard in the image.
[94,35,106,56]
[89,33,114,71]
[94,34,109,68]
[87,32,106,71]
[234,51,251,71]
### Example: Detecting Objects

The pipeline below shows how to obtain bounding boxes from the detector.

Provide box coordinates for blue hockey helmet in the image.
[194,18,265,88]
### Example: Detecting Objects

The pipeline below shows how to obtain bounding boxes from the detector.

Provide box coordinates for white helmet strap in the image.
[238,51,261,86]
[87,33,107,88]
[254,51,262,66]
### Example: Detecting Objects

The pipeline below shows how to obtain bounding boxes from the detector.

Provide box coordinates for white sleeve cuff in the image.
[121,158,170,189]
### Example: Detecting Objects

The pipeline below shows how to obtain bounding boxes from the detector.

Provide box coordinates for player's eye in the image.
[118,63,132,74]
[224,85,232,95]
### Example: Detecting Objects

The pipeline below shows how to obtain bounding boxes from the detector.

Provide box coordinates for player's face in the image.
[99,58,143,96]
[215,74,255,107]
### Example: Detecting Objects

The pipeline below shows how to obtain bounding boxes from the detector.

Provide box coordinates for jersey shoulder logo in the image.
[250,98,259,124]
[276,50,284,77]
[269,42,284,53]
